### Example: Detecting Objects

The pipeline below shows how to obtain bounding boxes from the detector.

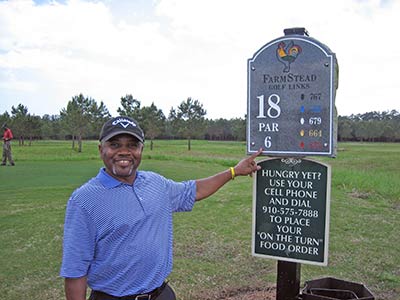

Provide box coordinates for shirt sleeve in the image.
[60,197,96,278]
[166,179,196,212]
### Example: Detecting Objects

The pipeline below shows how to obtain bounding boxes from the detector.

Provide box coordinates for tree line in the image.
[0,94,247,151]
[338,110,400,142]
[1,94,399,151]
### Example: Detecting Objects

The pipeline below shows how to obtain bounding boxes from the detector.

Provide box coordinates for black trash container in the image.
[301,277,374,300]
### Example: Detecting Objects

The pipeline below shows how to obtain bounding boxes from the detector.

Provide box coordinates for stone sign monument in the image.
[248,28,339,300]
[247,28,338,157]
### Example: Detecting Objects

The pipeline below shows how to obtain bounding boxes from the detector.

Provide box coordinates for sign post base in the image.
[277,260,301,300]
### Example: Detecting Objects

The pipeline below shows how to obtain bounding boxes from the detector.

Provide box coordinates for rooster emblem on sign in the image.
[276,41,302,72]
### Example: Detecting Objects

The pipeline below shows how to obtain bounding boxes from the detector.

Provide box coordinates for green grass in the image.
[0,140,399,300]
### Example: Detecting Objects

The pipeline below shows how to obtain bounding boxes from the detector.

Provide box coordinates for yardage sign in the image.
[252,157,331,265]
[247,29,338,157]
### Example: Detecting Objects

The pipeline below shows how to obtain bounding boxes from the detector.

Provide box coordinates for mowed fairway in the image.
[0,140,399,300]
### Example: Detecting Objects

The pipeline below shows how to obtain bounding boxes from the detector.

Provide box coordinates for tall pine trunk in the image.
[78,134,82,153]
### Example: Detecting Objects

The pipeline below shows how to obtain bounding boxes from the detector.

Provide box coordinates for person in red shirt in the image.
[2,124,15,166]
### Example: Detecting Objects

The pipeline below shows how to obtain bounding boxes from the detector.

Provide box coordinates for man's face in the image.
[99,134,144,184]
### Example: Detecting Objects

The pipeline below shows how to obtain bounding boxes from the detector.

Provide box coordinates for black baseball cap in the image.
[99,116,144,143]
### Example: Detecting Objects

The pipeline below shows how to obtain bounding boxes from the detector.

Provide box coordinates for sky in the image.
[0,0,399,119]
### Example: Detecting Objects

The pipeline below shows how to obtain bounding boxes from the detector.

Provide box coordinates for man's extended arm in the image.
[195,148,262,201]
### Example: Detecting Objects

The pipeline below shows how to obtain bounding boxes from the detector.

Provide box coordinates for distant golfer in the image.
[60,116,262,300]
[2,124,15,166]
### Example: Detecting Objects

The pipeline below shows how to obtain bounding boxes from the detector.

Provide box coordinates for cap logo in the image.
[112,118,137,129]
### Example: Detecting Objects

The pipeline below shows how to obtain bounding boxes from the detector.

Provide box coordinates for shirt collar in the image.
[96,168,143,189]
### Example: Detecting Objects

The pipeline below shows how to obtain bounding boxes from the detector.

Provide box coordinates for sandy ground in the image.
[201,285,278,300]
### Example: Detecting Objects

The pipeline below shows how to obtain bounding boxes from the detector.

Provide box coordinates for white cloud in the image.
[0,0,399,118]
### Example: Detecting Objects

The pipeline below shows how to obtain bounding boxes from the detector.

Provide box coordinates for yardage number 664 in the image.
[256,94,281,148]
